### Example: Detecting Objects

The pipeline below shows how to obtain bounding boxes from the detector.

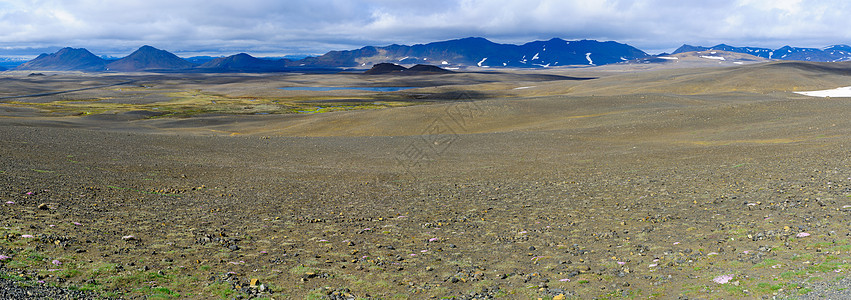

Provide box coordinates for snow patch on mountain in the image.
[478,58,487,67]
[700,55,725,61]
[585,53,593,65]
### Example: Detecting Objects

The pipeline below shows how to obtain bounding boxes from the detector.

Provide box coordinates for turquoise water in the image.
[280,87,417,92]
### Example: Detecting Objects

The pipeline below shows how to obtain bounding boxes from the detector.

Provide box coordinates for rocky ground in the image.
[2,125,850,299]
[0,272,97,300]
[1,65,851,299]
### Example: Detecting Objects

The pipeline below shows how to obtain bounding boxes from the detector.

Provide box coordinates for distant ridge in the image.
[12,38,851,73]
[106,45,195,72]
[673,44,851,62]
[633,50,768,67]
[15,47,107,71]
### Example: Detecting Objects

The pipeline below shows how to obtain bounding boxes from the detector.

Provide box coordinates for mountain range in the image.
[9,37,851,72]
[297,37,648,68]
[673,44,851,62]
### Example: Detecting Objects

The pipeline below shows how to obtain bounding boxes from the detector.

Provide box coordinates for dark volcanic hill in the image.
[363,63,407,74]
[407,64,453,73]
[363,63,452,75]
[14,47,107,71]
[297,37,649,68]
[674,44,851,62]
[106,46,195,72]
[196,53,287,72]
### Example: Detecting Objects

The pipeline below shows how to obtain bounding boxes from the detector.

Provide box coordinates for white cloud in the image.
[0,0,850,56]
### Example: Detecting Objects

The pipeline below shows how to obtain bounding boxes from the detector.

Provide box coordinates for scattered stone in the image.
[0,276,97,299]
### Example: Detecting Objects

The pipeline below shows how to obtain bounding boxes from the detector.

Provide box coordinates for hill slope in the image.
[106,46,195,72]
[627,50,767,69]
[196,53,287,72]
[14,47,107,71]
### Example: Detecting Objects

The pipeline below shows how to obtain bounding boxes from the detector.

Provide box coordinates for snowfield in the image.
[795,86,851,97]
[700,55,726,61]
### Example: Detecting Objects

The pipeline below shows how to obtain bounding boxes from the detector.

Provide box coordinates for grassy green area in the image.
[6,89,423,118]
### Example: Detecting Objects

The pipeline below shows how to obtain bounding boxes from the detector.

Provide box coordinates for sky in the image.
[1,0,850,58]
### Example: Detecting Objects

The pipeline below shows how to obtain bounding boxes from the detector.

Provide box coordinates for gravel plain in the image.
[1,64,851,299]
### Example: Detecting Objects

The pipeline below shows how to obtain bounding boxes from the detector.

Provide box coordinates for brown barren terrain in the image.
[2,61,851,299]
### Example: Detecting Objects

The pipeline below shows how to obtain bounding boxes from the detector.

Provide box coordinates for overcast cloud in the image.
[1,0,850,57]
